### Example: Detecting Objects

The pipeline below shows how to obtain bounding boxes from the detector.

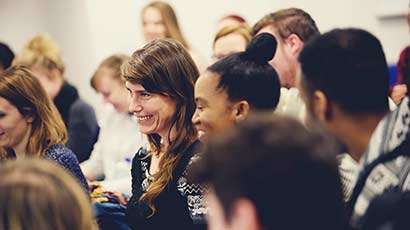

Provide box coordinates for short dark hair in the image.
[189,113,348,230]
[299,28,389,114]
[207,33,281,111]
[252,8,319,42]
[0,42,14,70]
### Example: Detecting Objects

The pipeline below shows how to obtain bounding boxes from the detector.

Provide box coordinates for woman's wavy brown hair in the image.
[122,39,198,215]
[0,65,67,158]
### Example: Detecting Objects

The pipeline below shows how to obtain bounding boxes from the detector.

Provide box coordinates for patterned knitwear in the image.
[44,144,89,191]
[126,141,206,230]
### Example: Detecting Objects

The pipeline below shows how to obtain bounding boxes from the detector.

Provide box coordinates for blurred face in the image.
[30,65,62,99]
[192,72,236,142]
[95,68,129,113]
[213,33,247,62]
[126,81,176,138]
[257,26,296,88]
[0,97,32,151]
[142,7,167,42]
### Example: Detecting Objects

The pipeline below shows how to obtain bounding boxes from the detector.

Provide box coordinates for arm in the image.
[100,176,132,196]
[53,148,89,192]
[126,149,145,228]
[67,99,99,163]
[80,138,105,181]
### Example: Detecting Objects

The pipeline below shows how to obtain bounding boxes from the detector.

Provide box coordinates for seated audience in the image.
[0,158,96,230]
[212,24,252,62]
[298,28,410,227]
[192,33,280,142]
[0,42,14,73]
[13,34,99,162]
[81,54,145,195]
[123,39,206,229]
[188,114,348,230]
[0,65,88,190]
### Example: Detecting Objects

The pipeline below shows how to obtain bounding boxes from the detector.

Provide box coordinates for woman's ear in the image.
[313,90,329,122]
[232,100,250,123]
[22,108,35,124]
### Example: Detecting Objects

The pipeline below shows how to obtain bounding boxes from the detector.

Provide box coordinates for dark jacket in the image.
[54,82,99,162]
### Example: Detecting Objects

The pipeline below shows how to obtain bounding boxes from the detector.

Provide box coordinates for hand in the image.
[391,84,407,104]
[109,192,128,205]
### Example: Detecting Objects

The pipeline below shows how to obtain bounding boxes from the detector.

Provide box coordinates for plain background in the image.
[0,0,408,117]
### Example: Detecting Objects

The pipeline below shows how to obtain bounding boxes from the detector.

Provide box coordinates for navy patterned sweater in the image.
[126,141,206,230]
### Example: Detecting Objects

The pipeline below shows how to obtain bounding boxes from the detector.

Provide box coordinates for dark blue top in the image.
[44,144,89,191]
[54,82,99,163]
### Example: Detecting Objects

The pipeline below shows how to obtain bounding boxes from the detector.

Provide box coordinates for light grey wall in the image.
[1,0,409,118]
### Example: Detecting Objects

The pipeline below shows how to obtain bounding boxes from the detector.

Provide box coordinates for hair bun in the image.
[243,33,277,64]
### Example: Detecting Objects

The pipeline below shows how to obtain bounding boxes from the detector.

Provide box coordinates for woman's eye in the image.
[140,92,152,99]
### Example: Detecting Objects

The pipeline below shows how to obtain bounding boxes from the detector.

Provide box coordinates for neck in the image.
[331,113,385,161]
[158,126,177,153]
[13,126,32,158]
[50,77,64,100]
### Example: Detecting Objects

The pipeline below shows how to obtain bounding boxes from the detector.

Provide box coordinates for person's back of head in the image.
[208,33,281,111]
[0,158,95,230]
[216,14,249,32]
[14,34,65,75]
[0,42,15,72]
[299,28,389,115]
[189,113,348,230]
[192,33,281,142]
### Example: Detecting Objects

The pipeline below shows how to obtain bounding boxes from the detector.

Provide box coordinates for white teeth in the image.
[137,115,152,121]
[197,130,205,138]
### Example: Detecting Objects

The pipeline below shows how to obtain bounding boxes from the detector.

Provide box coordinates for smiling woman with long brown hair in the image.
[123,38,206,229]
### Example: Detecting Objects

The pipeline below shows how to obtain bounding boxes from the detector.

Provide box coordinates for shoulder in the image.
[70,98,96,116]
[401,46,410,56]
[131,146,150,169]
[45,144,79,164]
[69,98,98,123]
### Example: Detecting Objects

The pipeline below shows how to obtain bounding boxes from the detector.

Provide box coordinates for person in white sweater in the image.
[81,54,145,195]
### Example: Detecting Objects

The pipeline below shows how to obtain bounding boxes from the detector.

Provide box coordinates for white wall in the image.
[1,0,409,118]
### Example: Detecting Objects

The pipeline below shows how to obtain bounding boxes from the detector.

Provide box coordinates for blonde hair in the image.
[90,54,129,91]
[213,24,252,47]
[142,1,189,49]
[0,65,67,158]
[122,39,198,215]
[14,34,65,76]
[0,158,96,230]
